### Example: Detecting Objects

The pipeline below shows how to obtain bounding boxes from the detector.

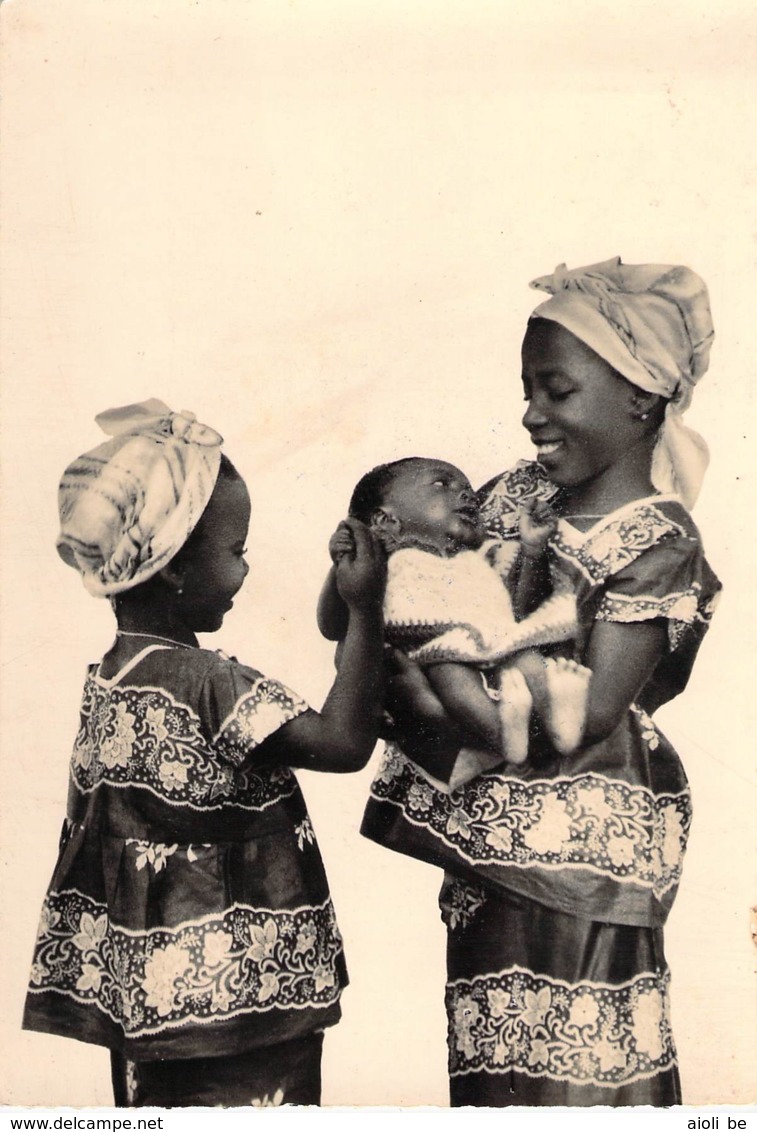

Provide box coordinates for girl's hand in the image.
[334,519,386,610]
[329,521,357,565]
[519,497,557,558]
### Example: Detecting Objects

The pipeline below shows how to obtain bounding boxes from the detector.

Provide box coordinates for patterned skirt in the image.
[441,875,681,1107]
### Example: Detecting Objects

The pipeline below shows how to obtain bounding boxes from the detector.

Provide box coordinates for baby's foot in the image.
[498,666,533,765]
[543,657,591,754]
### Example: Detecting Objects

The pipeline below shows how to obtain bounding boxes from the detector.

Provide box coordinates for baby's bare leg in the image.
[544,657,591,753]
[511,649,591,755]
[496,665,533,765]
[426,662,504,754]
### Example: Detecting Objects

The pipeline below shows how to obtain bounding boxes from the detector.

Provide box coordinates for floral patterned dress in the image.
[23,642,347,1103]
[362,461,721,1106]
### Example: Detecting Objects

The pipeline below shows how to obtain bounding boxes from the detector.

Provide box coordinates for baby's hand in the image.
[519,497,557,558]
[329,521,357,564]
[334,519,386,610]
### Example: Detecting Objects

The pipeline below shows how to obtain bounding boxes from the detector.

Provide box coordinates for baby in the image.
[320,457,591,778]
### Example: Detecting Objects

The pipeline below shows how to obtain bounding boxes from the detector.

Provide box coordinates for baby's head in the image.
[349,457,484,555]
[57,399,250,633]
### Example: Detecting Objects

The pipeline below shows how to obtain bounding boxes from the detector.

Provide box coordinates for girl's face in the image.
[173,472,251,633]
[521,318,642,490]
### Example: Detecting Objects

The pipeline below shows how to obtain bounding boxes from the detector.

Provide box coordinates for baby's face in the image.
[381,460,484,552]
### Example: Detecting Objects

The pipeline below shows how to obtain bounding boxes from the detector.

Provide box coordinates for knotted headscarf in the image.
[57,398,223,596]
[529,257,714,509]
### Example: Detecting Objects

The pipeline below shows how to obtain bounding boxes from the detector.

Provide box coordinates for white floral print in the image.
[485,826,513,853]
[521,987,551,1028]
[446,966,676,1086]
[215,678,309,766]
[523,796,572,855]
[574,786,613,824]
[631,989,665,1061]
[126,840,179,873]
[27,889,345,1037]
[247,919,278,963]
[203,931,234,967]
[660,807,685,869]
[144,706,169,743]
[72,912,108,953]
[439,879,488,931]
[71,681,300,812]
[158,758,189,792]
[142,943,192,1017]
[372,747,690,901]
[552,507,688,586]
[294,924,318,955]
[99,703,136,769]
[295,817,316,851]
[76,962,103,993]
[568,993,600,1029]
[407,782,435,812]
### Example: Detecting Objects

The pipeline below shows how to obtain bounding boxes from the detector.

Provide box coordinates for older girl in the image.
[23,399,385,1107]
[362,259,721,1106]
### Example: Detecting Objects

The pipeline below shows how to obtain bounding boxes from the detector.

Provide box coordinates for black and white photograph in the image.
[1,0,755,1115]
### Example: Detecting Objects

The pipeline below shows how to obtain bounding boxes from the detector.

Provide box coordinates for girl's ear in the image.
[158,561,186,596]
[370,507,401,533]
[630,389,663,422]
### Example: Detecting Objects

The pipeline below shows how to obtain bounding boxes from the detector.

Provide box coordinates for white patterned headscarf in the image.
[529,257,714,509]
[57,399,224,597]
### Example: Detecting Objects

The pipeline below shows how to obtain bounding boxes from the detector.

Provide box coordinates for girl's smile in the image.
[521,318,658,507]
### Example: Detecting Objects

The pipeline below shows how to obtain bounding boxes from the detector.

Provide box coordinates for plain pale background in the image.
[1,0,756,1108]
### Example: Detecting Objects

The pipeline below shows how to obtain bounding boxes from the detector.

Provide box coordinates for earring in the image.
[640,412,649,421]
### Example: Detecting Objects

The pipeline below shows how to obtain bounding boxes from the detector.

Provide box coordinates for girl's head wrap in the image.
[57,398,223,597]
[528,256,714,509]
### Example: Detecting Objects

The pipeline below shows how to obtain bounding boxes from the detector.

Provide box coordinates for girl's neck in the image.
[114,594,198,648]
[557,439,657,517]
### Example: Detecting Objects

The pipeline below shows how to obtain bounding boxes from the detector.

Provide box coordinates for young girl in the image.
[320,457,590,775]
[362,259,721,1106]
[22,399,386,1108]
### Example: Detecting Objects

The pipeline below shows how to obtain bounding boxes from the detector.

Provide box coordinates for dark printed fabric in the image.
[24,645,347,1060]
[363,732,691,929]
[111,1031,325,1107]
[361,461,720,1104]
[442,878,681,1107]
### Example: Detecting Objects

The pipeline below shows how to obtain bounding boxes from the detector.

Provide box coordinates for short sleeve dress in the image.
[23,642,348,1103]
[362,461,721,1106]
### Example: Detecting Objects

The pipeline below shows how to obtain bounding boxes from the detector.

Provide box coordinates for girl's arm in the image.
[260,521,386,773]
[581,619,667,745]
[317,565,350,642]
